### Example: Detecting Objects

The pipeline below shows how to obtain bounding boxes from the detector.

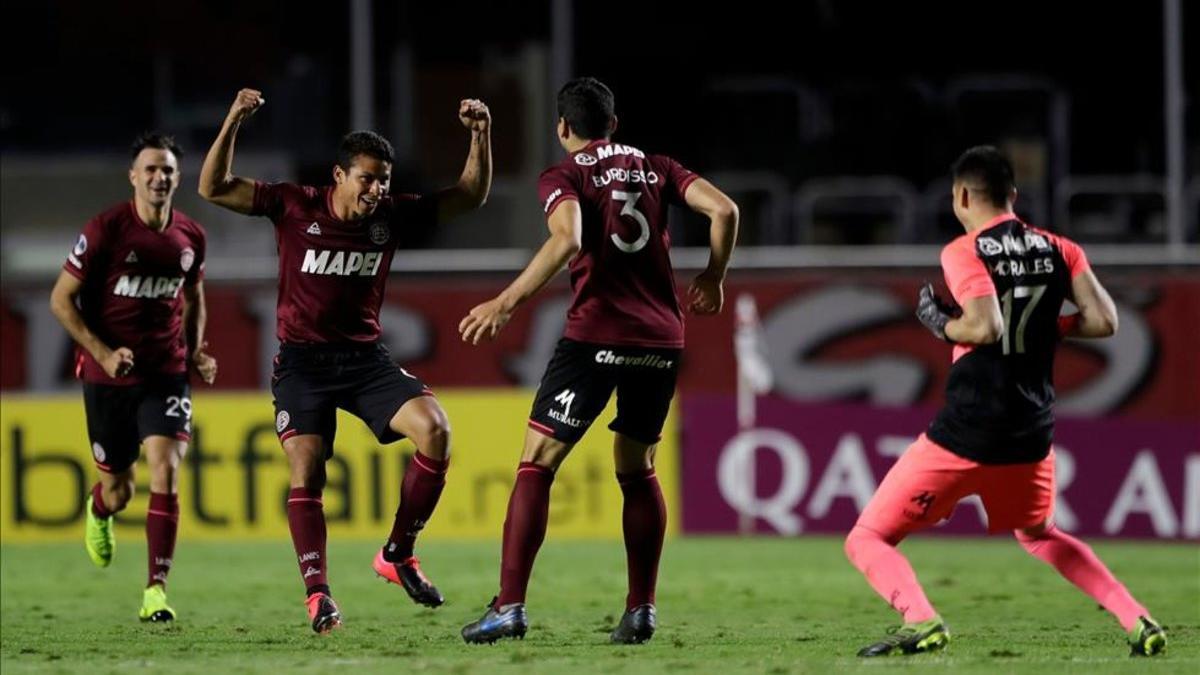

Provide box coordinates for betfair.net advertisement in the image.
[0,392,679,541]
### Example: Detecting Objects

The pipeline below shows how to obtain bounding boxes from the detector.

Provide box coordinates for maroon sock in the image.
[91,482,114,517]
[146,492,179,587]
[384,452,449,562]
[496,462,555,607]
[618,468,667,610]
[287,487,328,596]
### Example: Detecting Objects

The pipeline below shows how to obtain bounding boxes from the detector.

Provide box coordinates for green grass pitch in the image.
[2,537,1196,673]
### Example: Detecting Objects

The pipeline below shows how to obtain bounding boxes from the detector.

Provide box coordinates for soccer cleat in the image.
[305,592,342,634]
[461,597,528,644]
[857,617,949,657]
[611,604,656,644]
[1128,616,1167,656]
[138,584,176,623]
[372,550,445,608]
[84,495,115,568]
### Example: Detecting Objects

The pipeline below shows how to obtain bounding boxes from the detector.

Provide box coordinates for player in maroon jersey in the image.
[198,88,491,633]
[49,132,216,623]
[458,77,739,644]
[845,146,1165,657]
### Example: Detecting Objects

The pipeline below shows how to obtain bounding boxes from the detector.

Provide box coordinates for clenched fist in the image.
[228,88,265,124]
[458,99,490,133]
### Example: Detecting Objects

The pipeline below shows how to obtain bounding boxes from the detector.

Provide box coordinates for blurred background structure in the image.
[1,1,1196,543]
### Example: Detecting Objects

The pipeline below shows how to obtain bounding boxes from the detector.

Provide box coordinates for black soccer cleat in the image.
[373,550,445,608]
[610,604,657,644]
[461,597,528,644]
[306,592,343,635]
[857,617,949,657]
[1128,616,1167,656]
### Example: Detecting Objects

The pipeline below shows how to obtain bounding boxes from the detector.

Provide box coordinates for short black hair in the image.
[951,145,1016,207]
[338,130,395,170]
[130,132,182,161]
[557,77,615,140]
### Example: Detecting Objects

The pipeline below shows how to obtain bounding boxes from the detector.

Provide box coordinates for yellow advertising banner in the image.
[0,391,678,541]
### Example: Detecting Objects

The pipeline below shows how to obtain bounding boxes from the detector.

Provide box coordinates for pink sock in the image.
[845,526,938,624]
[1016,526,1148,631]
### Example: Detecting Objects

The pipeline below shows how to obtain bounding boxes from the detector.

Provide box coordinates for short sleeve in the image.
[941,239,996,303]
[185,227,206,286]
[251,181,290,220]
[1056,236,1091,278]
[657,156,699,206]
[62,216,106,281]
[537,166,578,218]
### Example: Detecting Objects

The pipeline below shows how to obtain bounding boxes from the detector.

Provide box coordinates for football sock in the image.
[618,468,667,610]
[286,487,329,597]
[845,525,938,624]
[91,482,115,517]
[384,452,448,562]
[496,462,554,607]
[145,492,179,587]
[1016,525,1148,631]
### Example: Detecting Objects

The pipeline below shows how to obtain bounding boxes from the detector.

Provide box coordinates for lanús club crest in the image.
[276,410,291,433]
[180,247,196,272]
[368,222,390,246]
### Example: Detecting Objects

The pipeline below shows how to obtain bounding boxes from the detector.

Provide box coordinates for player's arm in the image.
[48,270,133,378]
[435,99,492,224]
[458,199,582,344]
[181,282,217,384]
[198,88,266,214]
[682,178,739,314]
[944,295,1003,344]
[1063,268,1118,338]
[917,283,1002,345]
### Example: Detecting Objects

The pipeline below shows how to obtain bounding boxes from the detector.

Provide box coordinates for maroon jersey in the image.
[538,140,699,348]
[63,202,206,384]
[251,182,437,343]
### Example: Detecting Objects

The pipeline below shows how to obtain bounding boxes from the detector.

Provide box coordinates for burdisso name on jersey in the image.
[300,249,386,276]
[575,143,661,188]
[113,275,185,299]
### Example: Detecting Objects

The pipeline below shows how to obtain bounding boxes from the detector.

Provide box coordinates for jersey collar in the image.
[979,212,1021,231]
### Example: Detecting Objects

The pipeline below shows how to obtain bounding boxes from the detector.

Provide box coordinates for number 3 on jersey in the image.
[610,190,649,253]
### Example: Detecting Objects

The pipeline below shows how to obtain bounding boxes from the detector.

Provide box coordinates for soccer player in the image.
[198,88,491,634]
[49,133,216,623]
[457,77,739,644]
[844,146,1166,657]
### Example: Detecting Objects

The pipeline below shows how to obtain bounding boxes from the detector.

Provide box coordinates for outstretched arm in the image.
[683,178,739,314]
[457,200,582,344]
[436,99,492,224]
[198,88,266,214]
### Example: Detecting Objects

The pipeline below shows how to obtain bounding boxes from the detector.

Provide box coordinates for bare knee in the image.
[613,434,655,474]
[284,437,327,491]
[521,429,572,471]
[146,440,186,494]
[411,410,451,461]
